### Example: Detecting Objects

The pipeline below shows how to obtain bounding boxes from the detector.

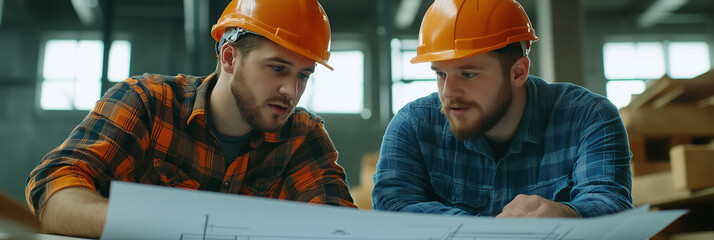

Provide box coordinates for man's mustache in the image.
[266,95,295,109]
[441,98,479,112]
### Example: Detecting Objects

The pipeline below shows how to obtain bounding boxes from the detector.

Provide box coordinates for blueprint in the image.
[101,181,685,240]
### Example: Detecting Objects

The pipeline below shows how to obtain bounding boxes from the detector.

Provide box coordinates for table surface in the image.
[0,233,91,240]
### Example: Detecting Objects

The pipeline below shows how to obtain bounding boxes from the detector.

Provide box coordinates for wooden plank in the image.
[628,70,714,109]
[629,134,671,176]
[698,96,714,108]
[652,86,685,108]
[633,171,714,208]
[350,152,379,210]
[0,191,41,235]
[670,231,714,240]
[628,74,677,109]
[620,104,714,136]
[668,69,714,105]
[633,171,689,206]
[670,144,714,190]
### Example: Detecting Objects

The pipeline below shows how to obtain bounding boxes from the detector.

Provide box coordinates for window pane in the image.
[635,43,666,79]
[668,42,710,79]
[109,40,132,82]
[40,79,74,110]
[606,80,646,109]
[400,51,435,80]
[603,42,665,80]
[41,39,131,111]
[73,78,101,110]
[298,51,364,114]
[391,39,434,81]
[43,40,78,80]
[392,81,436,114]
[76,40,104,81]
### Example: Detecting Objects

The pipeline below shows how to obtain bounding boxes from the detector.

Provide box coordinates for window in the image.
[298,51,364,114]
[40,39,132,110]
[602,40,711,108]
[391,38,436,114]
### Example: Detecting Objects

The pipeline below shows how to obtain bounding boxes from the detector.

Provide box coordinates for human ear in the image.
[511,56,530,87]
[220,44,239,74]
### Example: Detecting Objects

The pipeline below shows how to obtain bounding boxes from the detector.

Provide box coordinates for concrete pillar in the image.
[184,0,210,75]
[536,0,586,86]
[100,0,114,94]
[377,0,394,129]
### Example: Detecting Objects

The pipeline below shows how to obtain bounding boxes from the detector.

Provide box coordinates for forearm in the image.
[376,198,472,215]
[39,187,108,238]
[570,101,633,217]
[567,191,633,218]
[372,178,471,215]
[288,154,356,207]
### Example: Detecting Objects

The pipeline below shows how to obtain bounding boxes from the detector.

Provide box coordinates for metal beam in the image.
[377,0,394,128]
[183,0,210,75]
[536,0,555,83]
[394,0,422,30]
[536,0,586,87]
[71,0,99,26]
[0,0,4,27]
[184,0,196,74]
[638,0,689,28]
[100,0,115,95]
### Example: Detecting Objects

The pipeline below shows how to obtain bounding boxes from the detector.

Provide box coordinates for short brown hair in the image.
[214,34,266,78]
[490,43,526,80]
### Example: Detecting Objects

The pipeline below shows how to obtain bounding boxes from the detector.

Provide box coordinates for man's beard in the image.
[230,70,294,132]
[441,78,512,140]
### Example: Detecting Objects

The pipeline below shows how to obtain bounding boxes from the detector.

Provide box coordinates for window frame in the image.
[601,34,714,109]
[297,39,370,116]
[35,31,132,116]
[391,38,438,114]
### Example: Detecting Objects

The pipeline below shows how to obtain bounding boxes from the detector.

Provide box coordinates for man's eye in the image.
[462,72,477,78]
[272,65,286,73]
[435,72,446,78]
[298,73,310,82]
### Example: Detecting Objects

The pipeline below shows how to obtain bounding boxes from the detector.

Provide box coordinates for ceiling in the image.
[2,0,713,33]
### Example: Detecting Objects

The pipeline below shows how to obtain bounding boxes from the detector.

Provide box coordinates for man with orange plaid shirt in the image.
[25,0,355,238]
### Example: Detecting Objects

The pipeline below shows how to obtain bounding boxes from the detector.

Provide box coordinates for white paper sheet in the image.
[102,181,685,240]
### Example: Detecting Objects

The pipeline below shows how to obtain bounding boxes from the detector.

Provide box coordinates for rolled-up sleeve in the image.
[567,100,633,217]
[26,80,151,214]
[283,117,356,208]
[372,112,471,215]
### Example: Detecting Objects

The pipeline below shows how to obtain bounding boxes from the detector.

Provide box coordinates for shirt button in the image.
[254,178,267,192]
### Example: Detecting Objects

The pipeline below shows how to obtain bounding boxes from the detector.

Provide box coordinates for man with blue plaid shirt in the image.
[372,0,633,218]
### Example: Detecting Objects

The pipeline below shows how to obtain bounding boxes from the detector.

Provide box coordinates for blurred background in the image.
[0,0,713,238]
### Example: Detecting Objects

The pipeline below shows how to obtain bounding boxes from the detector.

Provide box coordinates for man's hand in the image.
[39,187,108,238]
[496,194,579,218]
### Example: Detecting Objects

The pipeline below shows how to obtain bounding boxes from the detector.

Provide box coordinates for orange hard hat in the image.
[211,0,333,70]
[411,0,538,64]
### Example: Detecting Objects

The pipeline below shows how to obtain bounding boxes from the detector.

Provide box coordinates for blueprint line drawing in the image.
[101,181,686,240]
[176,215,579,240]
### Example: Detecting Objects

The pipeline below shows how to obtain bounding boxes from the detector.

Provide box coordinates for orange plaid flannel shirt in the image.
[26,73,356,213]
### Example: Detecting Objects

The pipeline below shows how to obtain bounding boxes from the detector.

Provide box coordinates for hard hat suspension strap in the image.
[214,28,260,55]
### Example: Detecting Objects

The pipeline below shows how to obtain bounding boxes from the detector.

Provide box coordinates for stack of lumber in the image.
[620,70,714,178]
[623,70,714,238]
[349,152,379,210]
[622,70,714,202]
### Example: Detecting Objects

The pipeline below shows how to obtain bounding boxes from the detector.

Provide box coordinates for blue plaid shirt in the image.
[372,76,633,218]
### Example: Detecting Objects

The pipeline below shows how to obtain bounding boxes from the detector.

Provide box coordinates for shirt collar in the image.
[516,76,546,146]
[187,73,216,127]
